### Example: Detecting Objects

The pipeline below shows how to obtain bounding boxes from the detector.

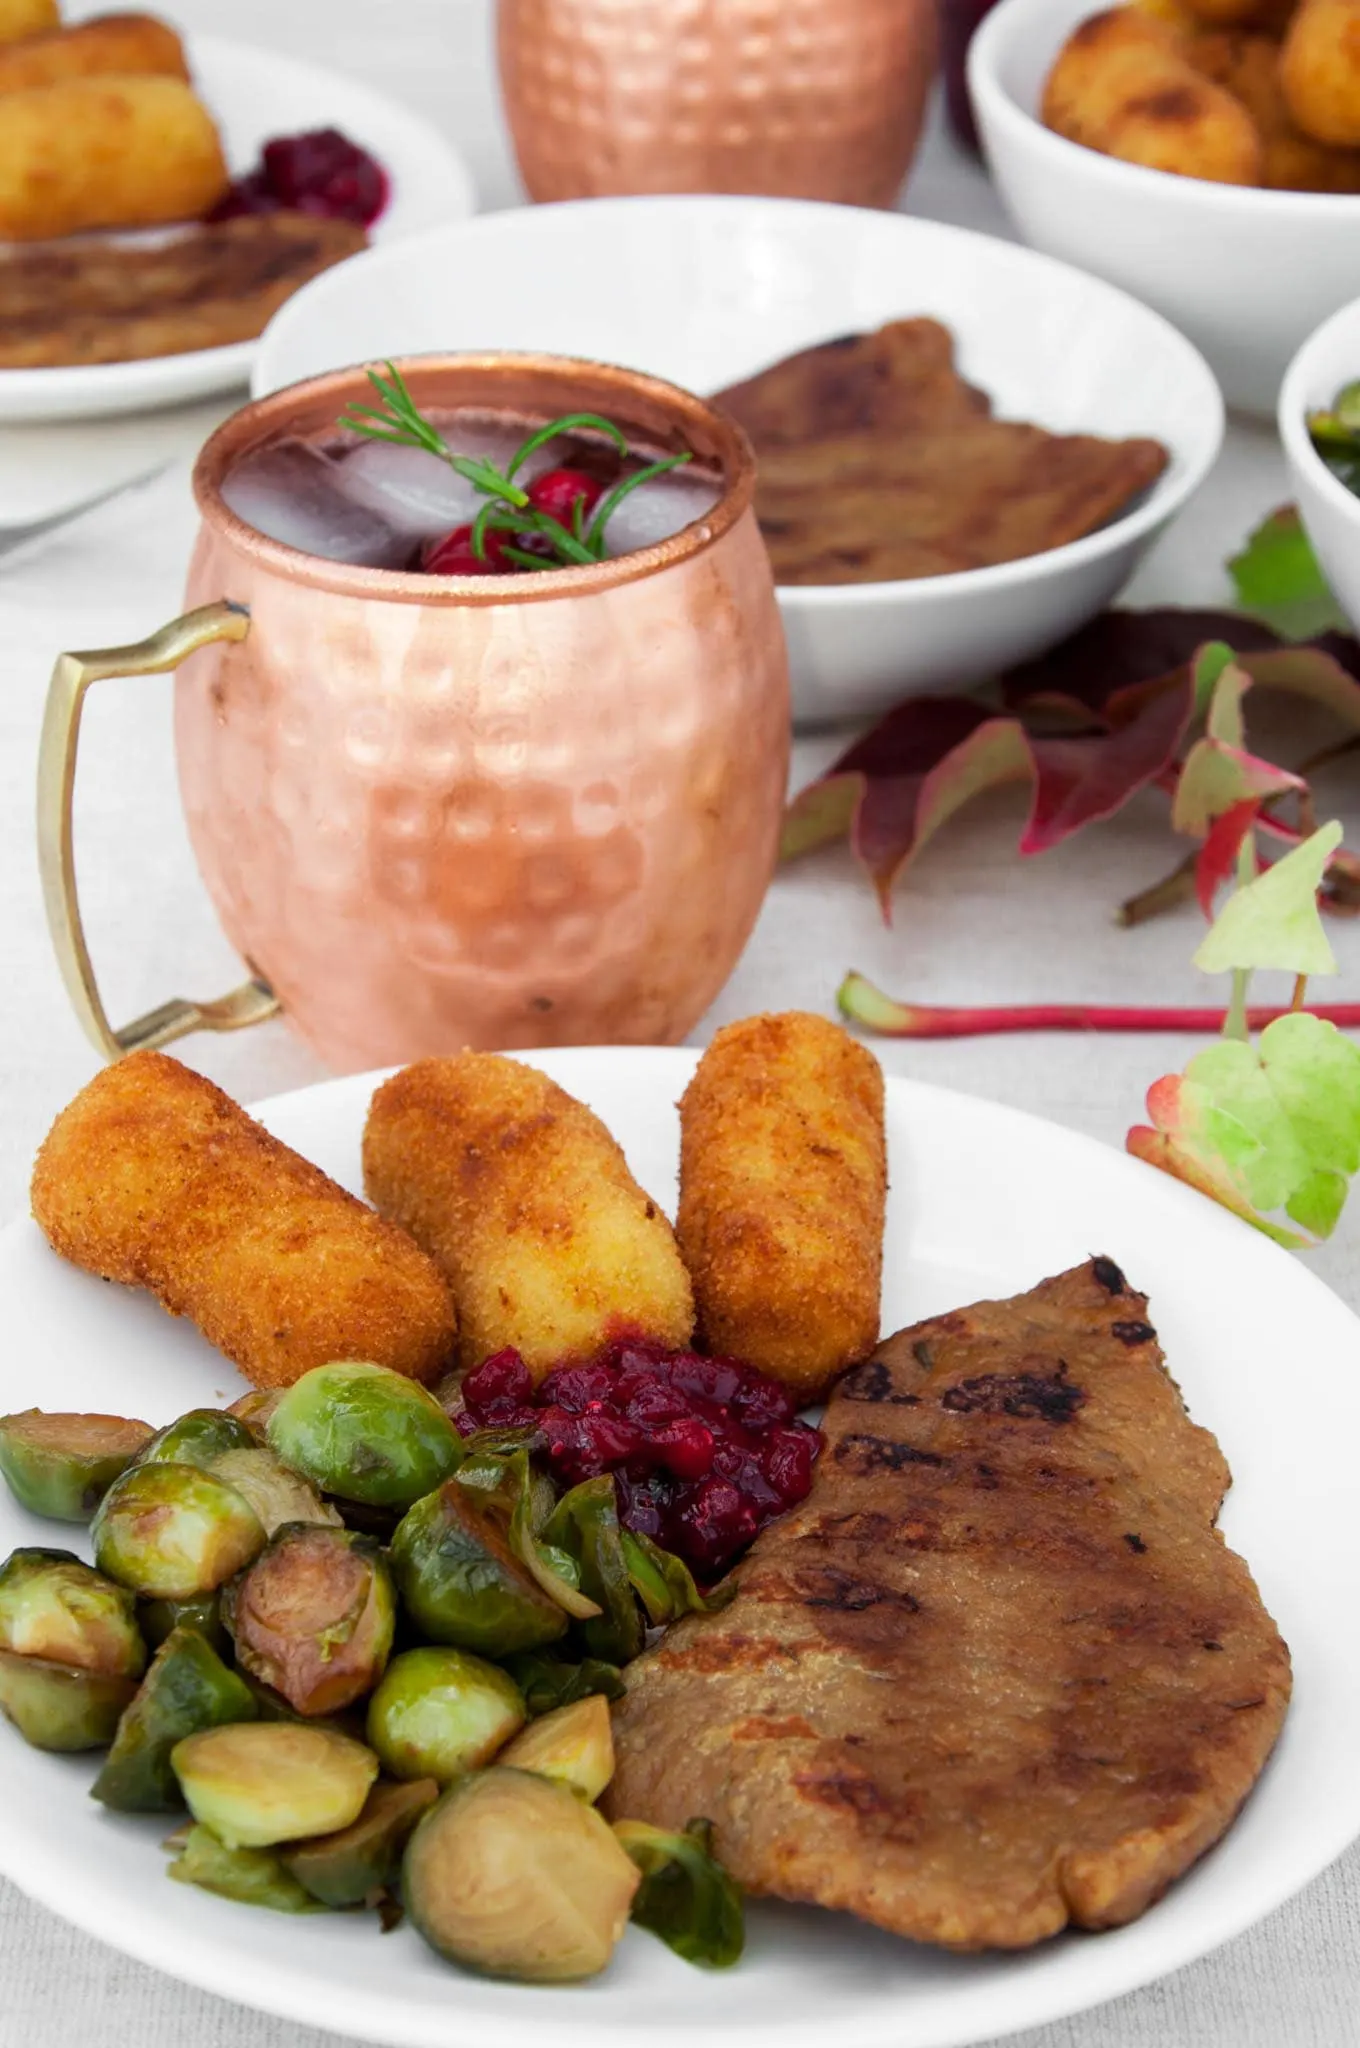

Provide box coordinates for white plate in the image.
[0,34,475,424]
[1,1048,1356,2048]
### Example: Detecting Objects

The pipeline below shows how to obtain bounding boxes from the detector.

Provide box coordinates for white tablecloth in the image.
[3,4,1359,2042]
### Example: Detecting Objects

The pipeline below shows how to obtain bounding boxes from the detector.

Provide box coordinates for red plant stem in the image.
[847,997,1360,1039]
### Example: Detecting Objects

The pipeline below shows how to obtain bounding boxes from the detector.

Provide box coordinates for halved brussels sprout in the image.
[0,1411,153,1523]
[138,1592,227,1657]
[366,1647,524,1785]
[542,1479,644,1665]
[92,1625,257,1812]
[390,1483,568,1657]
[225,1390,285,1441]
[454,1438,600,1622]
[171,1721,378,1848]
[0,1647,136,1751]
[137,1410,256,1471]
[207,1447,342,1538]
[503,1650,625,1719]
[93,1462,266,1600]
[0,1548,145,1677]
[280,1777,439,1909]
[621,1531,725,1627]
[613,1819,745,1968]
[168,1823,322,1913]
[499,1694,614,1802]
[266,1362,463,1511]
[225,1525,395,1717]
[404,1767,640,1982]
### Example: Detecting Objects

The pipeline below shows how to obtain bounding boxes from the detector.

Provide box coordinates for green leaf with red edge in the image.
[1172,740,1303,837]
[1227,505,1346,640]
[1127,1010,1360,1245]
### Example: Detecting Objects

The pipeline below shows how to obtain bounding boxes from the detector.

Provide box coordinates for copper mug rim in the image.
[192,350,757,606]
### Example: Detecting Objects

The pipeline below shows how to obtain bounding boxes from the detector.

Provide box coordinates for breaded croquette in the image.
[362,1055,695,1381]
[0,0,58,46]
[0,16,189,94]
[677,1013,886,1405]
[1187,26,1360,185]
[31,1053,456,1392]
[1280,0,1360,145]
[0,75,227,240]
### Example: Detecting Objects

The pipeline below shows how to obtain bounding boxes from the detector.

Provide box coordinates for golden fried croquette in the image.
[1176,0,1297,30]
[362,1055,695,1382]
[0,15,188,94]
[1042,8,1265,183]
[31,1052,456,1392]
[0,75,227,240]
[0,0,58,46]
[1280,0,1360,145]
[1188,26,1360,183]
[676,1013,886,1405]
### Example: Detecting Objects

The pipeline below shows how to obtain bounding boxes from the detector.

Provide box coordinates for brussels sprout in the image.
[405,1768,640,1982]
[171,1722,378,1848]
[225,1390,285,1441]
[454,1439,600,1623]
[613,1819,745,1969]
[207,1447,342,1538]
[0,1411,153,1522]
[137,1410,256,1471]
[225,1525,395,1717]
[502,1650,625,1718]
[0,1548,145,1678]
[366,1647,524,1785]
[92,1462,266,1600]
[138,1592,227,1657]
[280,1777,439,1908]
[0,1647,136,1751]
[92,1626,257,1812]
[621,1531,727,1627]
[500,1694,614,1802]
[542,1479,644,1665]
[168,1823,322,1914]
[390,1482,568,1658]
[266,1362,463,1511]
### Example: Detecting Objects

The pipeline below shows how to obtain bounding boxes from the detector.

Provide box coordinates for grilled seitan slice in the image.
[606,1257,1291,1951]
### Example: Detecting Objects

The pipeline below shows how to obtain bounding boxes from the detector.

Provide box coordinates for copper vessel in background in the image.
[39,355,790,1075]
[497,0,938,210]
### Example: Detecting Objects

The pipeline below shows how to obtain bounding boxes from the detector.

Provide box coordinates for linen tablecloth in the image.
[2,3,1359,2042]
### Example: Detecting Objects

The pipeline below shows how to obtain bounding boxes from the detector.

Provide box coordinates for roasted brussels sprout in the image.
[93,1462,266,1600]
[137,1410,256,1471]
[266,1362,463,1511]
[390,1483,568,1657]
[225,1525,395,1717]
[171,1721,379,1848]
[0,1548,145,1677]
[542,1478,644,1665]
[225,1389,285,1440]
[137,1592,227,1657]
[280,1777,439,1908]
[92,1625,257,1812]
[621,1531,725,1627]
[168,1823,321,1914]
[614,1819,745,1968]
[0,1648,136,1751]
[500,1694,614,1802]
[454,1438,600,1622]
[404,1768,640,1982]
[502,1650,625,1718]
[207,1447,342,1538]
[366,1647,524,1784]
[0,1411,153,1522]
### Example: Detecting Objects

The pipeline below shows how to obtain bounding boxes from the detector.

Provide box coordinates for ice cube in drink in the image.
[222,438,412,567]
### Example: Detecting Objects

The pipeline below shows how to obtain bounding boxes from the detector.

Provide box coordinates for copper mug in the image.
[497,0,939,210]
[37,354,790,1074]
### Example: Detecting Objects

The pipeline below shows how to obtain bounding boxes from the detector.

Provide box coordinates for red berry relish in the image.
[456,1340,820,1579]
[208,128,390,228]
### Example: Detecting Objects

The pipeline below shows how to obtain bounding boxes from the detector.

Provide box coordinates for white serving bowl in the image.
[254,195,1221,727]
[969,0,1360,420]
[1280,296,1360,627]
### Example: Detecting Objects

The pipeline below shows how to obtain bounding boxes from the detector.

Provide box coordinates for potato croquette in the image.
[0,75,227,240]
[1188,26,1360,184]
[1042,8,1265,183]
[1281,0,1360,145]
[362,1056,695,1382]
[676,1013,886,1406]
[0,16,188,94]
[0,0,58,46]
[31,1052,456,1392]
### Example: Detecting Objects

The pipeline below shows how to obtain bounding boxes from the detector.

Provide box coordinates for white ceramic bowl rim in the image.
[969,0,1360,219]
[258,192,1223,614]
[1278,295,1360,524]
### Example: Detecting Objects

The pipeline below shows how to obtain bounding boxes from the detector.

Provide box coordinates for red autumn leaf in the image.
[1195,798,1261,917]
[1001,609,1286,715]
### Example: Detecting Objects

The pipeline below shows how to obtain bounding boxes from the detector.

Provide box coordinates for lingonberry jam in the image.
[208,127,390,227]
[456,1340,821,1579]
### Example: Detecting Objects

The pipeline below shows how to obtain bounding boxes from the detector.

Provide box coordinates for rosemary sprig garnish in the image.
[339,361,692,571]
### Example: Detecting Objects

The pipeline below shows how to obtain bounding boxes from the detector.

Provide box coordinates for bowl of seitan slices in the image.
[251,195,1224,724]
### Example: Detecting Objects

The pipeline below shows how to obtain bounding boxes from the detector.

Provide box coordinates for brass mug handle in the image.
[37,599,281,1063]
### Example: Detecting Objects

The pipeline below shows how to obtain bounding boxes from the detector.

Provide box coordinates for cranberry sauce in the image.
[209,128,390,227]
[456,1340,821,1579]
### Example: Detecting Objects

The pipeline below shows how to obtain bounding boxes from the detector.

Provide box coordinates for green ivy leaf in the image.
[1228,506,1347,640]
[1193,822,1342,977]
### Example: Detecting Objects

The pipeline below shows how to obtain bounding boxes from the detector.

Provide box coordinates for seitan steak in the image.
[606,1257,1291,1950]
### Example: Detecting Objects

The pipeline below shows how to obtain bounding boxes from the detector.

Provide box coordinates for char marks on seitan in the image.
[605,1258,1291,1951]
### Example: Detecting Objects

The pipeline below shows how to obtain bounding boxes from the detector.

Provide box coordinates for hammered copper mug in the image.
[497,0,939,210]
[37,354,790,1074]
